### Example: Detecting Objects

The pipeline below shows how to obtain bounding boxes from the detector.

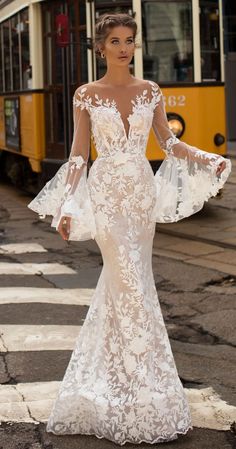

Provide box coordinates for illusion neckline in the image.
[84,80,157,141]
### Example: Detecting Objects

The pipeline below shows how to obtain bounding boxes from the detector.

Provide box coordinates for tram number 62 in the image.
[163,95,186,107]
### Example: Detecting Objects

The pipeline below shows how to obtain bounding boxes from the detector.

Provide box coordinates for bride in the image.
[28,12,231,446]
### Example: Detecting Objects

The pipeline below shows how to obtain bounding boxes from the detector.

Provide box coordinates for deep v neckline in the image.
[90,82,154,142]
[114,106,135,142]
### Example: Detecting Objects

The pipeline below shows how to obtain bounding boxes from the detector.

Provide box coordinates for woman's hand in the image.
[57,216,71,241]
[216,159,226,177]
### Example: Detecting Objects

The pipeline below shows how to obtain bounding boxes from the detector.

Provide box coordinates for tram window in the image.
[142,1,193,83]
[56,47,63,84]
[79,30,88,83]
[56,91,64,144]
[20,9,31,90]
[3,20,11,91]
[69,1,76,28]
[0,7,30,92]
[0,28,2,92]
[95,0,131,4]
[199,1,221,81]
[45,36,52,86]
[79,1,86,25]
[11,15,20,91]
[224,3,236,53]
[70,29,77,85]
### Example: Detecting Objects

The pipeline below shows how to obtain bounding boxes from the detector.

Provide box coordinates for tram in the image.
[0,0,228,189]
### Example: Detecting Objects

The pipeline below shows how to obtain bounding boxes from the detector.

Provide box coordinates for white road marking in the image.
[0,243,47,254]
[0,382,60,423]
[0,287,94,306]
[186,386,236,430]
[0,263,76,275]
[0,325,82,351]
[0,383,235,431]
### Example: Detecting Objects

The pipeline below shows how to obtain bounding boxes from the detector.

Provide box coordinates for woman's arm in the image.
[56,86,91,240]
[152,84,227,175]
[150,82,231,223]
[28,84,96,241]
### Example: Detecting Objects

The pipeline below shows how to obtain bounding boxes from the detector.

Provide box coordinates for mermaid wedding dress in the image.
[28,80,231,445]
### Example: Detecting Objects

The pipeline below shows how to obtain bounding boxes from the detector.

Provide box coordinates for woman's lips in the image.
[119,56,128,59]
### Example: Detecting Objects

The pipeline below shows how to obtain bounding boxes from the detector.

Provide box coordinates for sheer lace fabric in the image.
[28,98,96,241]
[151,92,231,221]
[28,79,231,445]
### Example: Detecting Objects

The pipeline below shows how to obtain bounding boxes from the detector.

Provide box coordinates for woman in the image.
[28,12,231,446]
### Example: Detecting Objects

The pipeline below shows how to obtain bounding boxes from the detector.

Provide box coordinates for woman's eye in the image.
[111,40,134,44]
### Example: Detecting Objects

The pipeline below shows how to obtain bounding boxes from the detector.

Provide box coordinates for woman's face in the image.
[101,26,135,65]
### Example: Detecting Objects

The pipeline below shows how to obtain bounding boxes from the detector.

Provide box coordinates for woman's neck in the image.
[99,66,135,86]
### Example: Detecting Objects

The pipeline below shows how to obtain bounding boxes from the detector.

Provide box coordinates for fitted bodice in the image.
[73,80,161,160]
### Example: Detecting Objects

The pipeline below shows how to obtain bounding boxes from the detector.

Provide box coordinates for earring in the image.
[101,52,105,58]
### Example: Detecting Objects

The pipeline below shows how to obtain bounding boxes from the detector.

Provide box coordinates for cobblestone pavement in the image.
[0,158,235,449]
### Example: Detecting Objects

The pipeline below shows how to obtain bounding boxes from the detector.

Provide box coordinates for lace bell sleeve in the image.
[150,84,232,223]
[27,86,97,241]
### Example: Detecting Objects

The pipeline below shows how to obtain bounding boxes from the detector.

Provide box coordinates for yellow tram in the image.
[0,0,228,188]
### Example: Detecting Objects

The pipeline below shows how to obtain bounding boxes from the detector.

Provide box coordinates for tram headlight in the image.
[167,113,185,138]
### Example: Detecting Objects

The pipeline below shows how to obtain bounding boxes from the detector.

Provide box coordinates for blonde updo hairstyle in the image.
[94,12,138,60]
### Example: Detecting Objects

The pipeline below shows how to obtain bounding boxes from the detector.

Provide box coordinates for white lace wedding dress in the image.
[28,80,231,445]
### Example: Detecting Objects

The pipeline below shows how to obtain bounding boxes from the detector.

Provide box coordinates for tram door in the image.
[88,1,134,82]
[42,0,88,162]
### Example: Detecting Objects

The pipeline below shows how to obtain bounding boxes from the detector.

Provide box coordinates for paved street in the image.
[0,158,235,449]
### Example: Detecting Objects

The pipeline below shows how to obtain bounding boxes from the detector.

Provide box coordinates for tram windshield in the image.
[142,0,193,83]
